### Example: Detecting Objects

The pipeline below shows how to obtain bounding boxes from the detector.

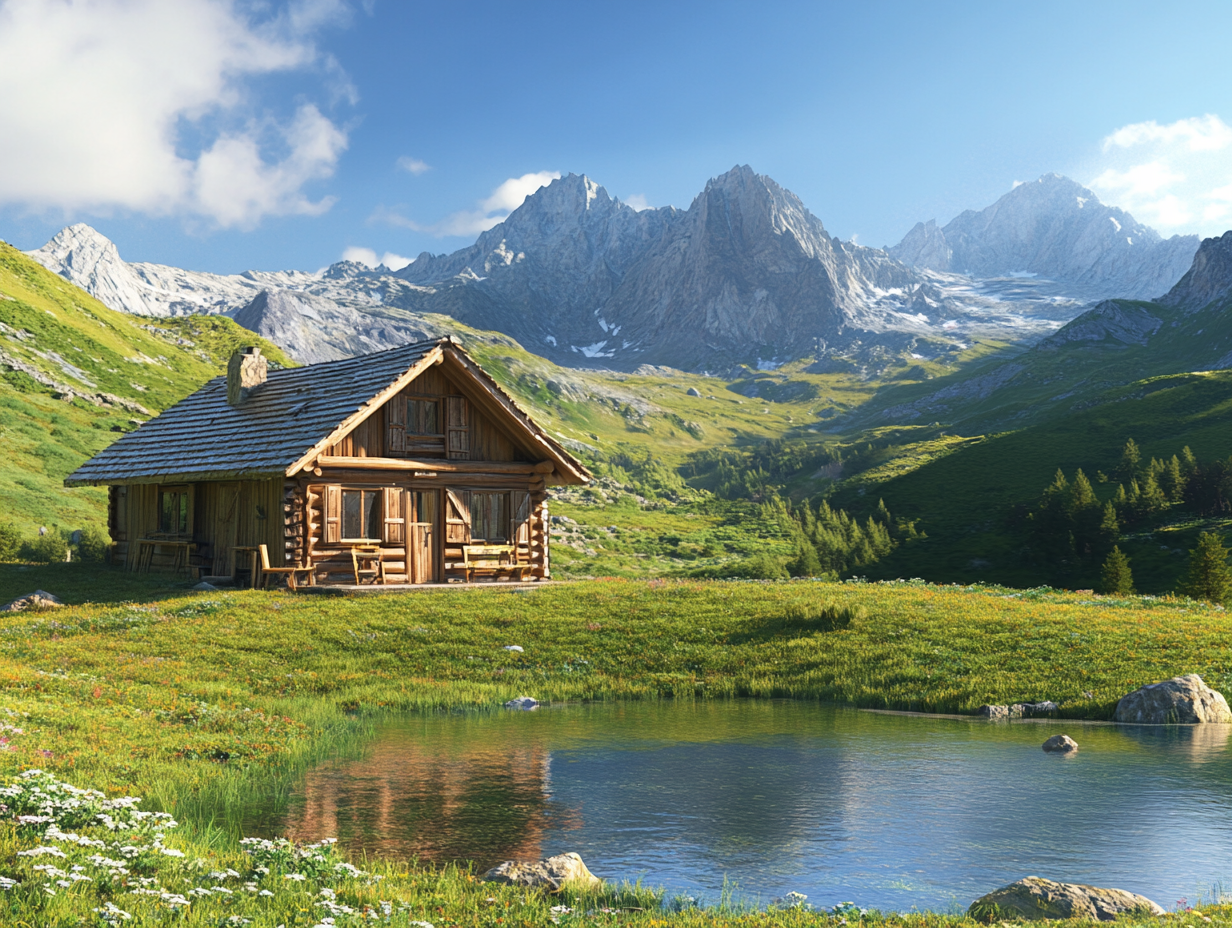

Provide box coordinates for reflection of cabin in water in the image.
[65,338,590,585]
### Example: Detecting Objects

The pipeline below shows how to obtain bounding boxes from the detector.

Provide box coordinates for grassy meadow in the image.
[0,565,1230,924]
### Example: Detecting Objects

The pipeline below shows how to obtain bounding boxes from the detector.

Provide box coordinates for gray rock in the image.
[481,852,600,891]
[1042,734,1078,754]
[1,590,64,612]
[504,696,538,710]
[1012,701,1059,718]
[979,705,1009,720]
[1114,673,1232,724]
[968,876,1164,921]
[192,582,218,591]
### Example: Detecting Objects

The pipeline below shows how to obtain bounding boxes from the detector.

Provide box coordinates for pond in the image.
[246,701,1232,912]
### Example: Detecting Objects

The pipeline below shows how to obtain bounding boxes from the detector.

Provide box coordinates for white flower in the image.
[284,872,307,881]
[503,645,524,652]
[259,889,274,896]
[18,846,67,858]
[159,847,185,857]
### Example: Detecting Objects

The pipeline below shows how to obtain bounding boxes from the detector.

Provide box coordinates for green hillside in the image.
[833,369,1232,592]
[851,292,1232,434]
[0,243,295,534]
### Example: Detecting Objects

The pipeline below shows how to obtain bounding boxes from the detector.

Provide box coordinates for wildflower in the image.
[159,846,186,857]
[285,872,307,881]
[259,889,274,896]
[503,645,524,652]
[18,846,68,858]
[0,876,16,890]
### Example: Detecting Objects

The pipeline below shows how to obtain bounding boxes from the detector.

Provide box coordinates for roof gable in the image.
[65,338,590,486]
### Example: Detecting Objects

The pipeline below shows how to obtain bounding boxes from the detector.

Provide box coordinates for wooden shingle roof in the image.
[65,338,590,486]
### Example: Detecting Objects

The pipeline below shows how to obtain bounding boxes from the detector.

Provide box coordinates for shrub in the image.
[784,601,867,631]
[0,521,22,561]
[22,531,69,564]
[76,525,111,563]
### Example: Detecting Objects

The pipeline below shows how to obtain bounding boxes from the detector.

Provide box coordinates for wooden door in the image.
[408,490,439,583]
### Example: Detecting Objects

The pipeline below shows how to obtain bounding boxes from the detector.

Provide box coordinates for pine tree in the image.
[1068,469,1097,510]
[1161,454,1186,502]
[1099,501,1119,547]
[1099,546,1135,595]
[1180,532,1232,604]
[1115,438,1142,484]
[1182,446,1199,476]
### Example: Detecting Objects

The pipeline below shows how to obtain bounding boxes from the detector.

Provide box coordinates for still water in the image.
[249,701,1232,912]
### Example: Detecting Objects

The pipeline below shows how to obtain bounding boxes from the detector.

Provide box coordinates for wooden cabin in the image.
[64,338,591,585]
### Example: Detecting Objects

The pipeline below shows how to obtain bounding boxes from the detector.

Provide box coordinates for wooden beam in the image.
[317,455,553,475]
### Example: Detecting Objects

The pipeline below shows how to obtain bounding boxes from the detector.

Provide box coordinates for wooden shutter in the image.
[387,395,406,454]
[446,395,470,460]
[445,488,471,544]
[383,487,405,544]
[324,485,341,544]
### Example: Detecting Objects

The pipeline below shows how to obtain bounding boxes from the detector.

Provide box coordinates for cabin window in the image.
[470,491,509,543]
[342,489,382,541]
[158,486,189,535]
[407,398,441,435]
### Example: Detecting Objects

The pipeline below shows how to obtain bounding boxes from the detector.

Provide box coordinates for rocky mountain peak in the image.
[889,173,1198,299]
[27,222,160,316]
[1158,230,1232,309]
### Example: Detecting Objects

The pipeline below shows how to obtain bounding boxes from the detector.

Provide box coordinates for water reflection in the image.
[248,702,1232,911]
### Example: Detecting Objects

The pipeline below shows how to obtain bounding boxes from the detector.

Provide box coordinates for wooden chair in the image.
[258,544,315,591]
[350,544,386,585]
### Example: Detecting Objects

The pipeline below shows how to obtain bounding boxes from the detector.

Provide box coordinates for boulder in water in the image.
[1042,734,1078,754]
[969,877,1164,921]
[1114,674,1231,724]
[504,696,539,710]
[482,852,600,892]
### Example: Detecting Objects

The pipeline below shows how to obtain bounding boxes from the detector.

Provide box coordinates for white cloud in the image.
[397,156,431,175]
[0,0,352,228]
[374,171,561,237]
[624,193,652,211]
[342,246,411,271]
[1089,114,1232,236]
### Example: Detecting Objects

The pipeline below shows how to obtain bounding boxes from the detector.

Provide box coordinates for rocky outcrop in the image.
[504,696,538,710]
[968,877,1164,921]
[481,853,600,892]
[1114,674,1232,724]
[1041,734,1078,754]
[232,290,452,365]
[892,174,1198,300]
[1,590,63,612]
[1158,230,1232,310]
[1036,300,1163,350]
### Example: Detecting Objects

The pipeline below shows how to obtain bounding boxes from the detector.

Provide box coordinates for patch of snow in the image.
[597,317,609,333]
[576,341,613,358]
[544,335,557,346]
[756,359,781,371]
[910,353,925,359]
[1109,217,1121,233]
[941,320,960,330]
[1076,196,1087,208]
[1127,237,1133,245]
[1006,271,1038,279]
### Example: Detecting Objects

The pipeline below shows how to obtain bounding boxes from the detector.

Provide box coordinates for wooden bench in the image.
[459,544,531,583]
[258,544,315,591]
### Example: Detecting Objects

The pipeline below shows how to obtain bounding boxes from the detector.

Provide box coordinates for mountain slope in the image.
[890,174,1198,300]
[861,230,1232,432]
[0,242,294,533]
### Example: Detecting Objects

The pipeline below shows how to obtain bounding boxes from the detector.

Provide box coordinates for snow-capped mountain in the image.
[24,169,1201,370]
[889,174,1198,300]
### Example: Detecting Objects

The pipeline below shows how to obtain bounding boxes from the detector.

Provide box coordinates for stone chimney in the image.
[227,346,267,405]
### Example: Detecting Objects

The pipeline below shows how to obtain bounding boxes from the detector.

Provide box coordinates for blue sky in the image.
[1,0,1231,274]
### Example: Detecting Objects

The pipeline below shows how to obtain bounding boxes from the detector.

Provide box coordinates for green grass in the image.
[0,568,1229,923]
